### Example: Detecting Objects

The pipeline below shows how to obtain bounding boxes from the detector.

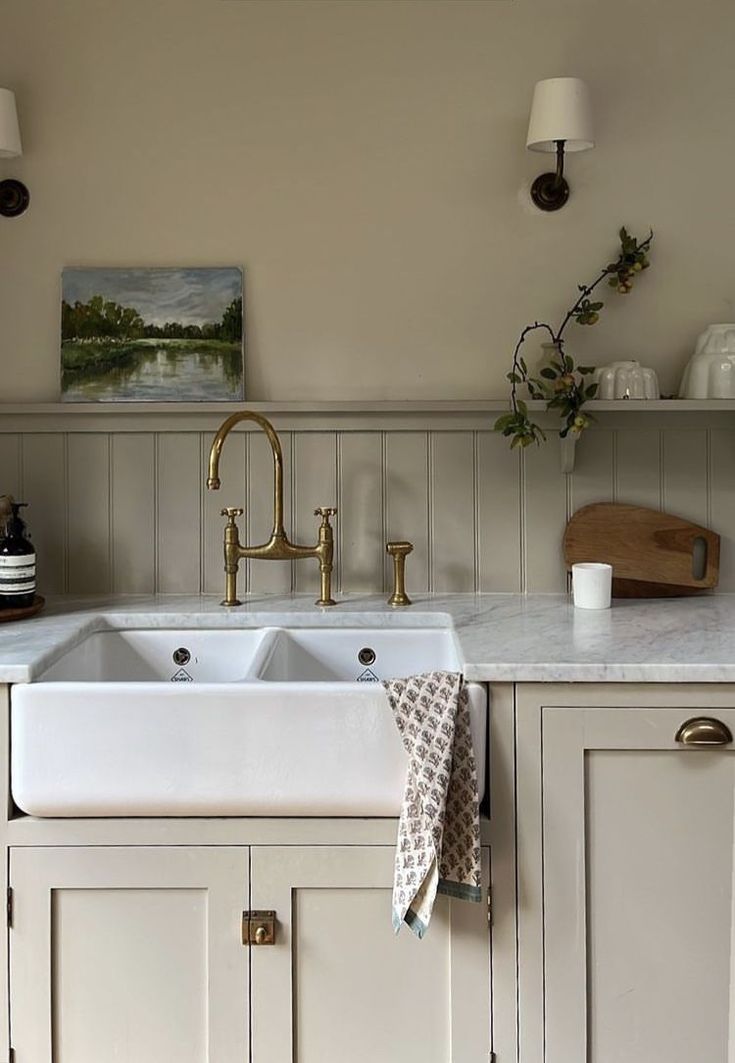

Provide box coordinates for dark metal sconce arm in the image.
[530,139,570,212]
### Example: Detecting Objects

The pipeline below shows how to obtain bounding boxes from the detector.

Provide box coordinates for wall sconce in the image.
[0,88,29,218]
[526,77,594,212]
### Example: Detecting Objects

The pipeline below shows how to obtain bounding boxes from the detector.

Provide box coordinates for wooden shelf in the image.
[2,399,735,471]
[1,398,734,416]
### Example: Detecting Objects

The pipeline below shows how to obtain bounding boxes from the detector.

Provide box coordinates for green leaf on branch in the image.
[498,227,653,454]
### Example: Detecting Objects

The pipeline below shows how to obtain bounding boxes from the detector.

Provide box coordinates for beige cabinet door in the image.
[9,846,249,1063]
[542,706,735,1063]
[250,844,492,1063]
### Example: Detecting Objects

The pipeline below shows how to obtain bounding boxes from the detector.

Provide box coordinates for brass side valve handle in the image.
[387,541,413,607]
[220,508,244,607]
[314,508,338,607]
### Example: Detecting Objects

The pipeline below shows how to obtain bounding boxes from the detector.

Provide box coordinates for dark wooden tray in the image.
[0,596,45,623]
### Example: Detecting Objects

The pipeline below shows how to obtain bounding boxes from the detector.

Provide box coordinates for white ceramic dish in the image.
[593,360,659,400]
[679,324,735,399]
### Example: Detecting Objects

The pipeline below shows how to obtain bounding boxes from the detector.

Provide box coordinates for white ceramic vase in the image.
[679,324,735,399]
[593,360,660,400]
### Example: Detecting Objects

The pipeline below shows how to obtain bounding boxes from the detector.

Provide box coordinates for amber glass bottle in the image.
[0,502,36,609]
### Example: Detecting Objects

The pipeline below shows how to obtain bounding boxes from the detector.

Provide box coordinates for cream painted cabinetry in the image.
[249,845,492,1063]
[7,843,493,1063]
[517,685,735,1063]
[9,846,251,1063]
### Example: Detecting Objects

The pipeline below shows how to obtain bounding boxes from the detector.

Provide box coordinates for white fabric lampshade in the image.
[526,77,594,154]
[0,88,22,158]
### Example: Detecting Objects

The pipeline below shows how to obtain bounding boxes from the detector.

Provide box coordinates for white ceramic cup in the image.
[572,562,612,610]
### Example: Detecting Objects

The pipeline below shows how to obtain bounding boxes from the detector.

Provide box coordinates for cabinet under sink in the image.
[10,622,487,818]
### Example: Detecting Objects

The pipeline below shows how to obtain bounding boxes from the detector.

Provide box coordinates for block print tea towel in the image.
[383,671,482,938]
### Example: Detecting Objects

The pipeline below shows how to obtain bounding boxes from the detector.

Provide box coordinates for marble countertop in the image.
[1,592,735,684]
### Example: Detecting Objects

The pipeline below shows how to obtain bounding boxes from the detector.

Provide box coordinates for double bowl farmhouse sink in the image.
[11,623,486,817]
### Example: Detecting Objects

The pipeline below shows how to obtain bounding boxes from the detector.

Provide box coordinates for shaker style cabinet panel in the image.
[9,846,250,1063]
[249,845,492,1063]
[541,705,735,1063]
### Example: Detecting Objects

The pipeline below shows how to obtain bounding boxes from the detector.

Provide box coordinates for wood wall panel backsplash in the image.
[0,417,730,595]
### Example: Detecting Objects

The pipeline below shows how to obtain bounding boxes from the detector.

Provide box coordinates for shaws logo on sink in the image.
[170,668,194,682]
[356,667,380,682]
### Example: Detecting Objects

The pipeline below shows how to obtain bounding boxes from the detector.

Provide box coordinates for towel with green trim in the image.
[383,671,482,938]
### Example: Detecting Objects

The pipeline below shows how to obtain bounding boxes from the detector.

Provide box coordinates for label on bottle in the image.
[0,553,36,596]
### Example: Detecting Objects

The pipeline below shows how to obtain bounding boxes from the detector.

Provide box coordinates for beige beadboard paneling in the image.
[709,428,735,592]
[5,411,735,597]
[201,429,247,596]
[338,433,384,594]
[662,429,709,526]
[476,432,521,593]
[570,429,615,513]
[384,432,430,595]
[111,434,156,594]
[67,435,111,594]
[522,437,568,594]
[247,430,293,596]
[22,434,67,594]
[156,434,202,594]
[0,435,21,499]
[614,428,662,510]
[431,433,476,593]
[292,433,338,595]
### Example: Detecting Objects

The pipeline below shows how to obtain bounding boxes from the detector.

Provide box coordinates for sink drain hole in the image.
[173,647,191,666]
[358,647,376,666]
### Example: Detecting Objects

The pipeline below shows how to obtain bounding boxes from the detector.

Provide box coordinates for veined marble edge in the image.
[4,593,735,683]
[0,601,459,682]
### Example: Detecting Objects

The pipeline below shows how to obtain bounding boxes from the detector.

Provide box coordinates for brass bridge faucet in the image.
[206,410,337,607]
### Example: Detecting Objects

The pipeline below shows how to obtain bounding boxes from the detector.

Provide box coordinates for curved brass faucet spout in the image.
[206,410,337,607]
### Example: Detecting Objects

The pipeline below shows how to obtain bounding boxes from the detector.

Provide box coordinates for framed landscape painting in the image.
[60,267,244,401]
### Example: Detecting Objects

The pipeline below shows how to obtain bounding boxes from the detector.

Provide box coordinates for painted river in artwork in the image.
[62,343,243,402]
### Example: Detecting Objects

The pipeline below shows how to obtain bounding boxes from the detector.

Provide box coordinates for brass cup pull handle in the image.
[675,717,733,747]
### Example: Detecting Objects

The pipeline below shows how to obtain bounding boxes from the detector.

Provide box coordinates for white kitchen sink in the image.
[257,627,463,682]
[11,623,487,818]
[36,628,272,682]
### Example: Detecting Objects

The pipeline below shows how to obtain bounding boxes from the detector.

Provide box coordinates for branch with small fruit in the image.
[494,228,654,449]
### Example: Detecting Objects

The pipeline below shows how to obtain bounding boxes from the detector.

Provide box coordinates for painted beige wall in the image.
[0,0,733,402]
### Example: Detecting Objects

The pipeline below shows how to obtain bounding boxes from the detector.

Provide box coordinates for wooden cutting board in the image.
[563,503,720,597]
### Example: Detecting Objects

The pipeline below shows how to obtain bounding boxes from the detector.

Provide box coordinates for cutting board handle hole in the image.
[692,536,708,581]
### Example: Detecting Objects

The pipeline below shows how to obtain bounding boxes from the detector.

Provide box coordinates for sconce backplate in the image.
[530,172,570,212]
[0,179,30,218]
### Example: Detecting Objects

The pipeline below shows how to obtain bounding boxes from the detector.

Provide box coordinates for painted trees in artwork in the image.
[62,295,243,344]
[62,295,145,343]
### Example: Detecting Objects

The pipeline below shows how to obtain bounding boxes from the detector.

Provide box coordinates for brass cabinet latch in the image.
[242,910,277,946]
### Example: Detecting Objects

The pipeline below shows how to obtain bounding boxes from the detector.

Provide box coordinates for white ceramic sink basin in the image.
[257,627,464,682]
[11,624,487,818]
[36,628,272,682]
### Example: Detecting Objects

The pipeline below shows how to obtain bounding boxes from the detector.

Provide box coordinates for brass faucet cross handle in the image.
[387,541,413,607]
